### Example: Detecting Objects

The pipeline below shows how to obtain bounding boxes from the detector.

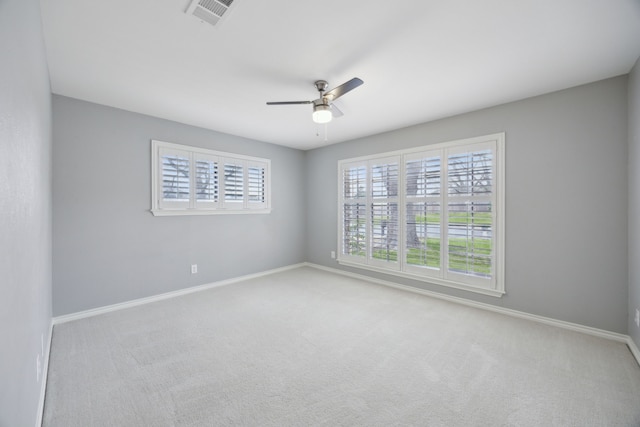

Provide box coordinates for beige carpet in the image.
[43,266,640,426]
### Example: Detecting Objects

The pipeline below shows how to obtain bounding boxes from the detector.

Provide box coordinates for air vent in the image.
[185,0,235,27]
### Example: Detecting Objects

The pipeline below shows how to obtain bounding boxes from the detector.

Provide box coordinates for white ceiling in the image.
[40,0,640,150]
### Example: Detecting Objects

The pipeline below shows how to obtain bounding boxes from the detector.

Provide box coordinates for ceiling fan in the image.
[266,77,364,124]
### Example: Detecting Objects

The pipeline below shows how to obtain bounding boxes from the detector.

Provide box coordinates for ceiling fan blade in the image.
[323,77,364,101]
[266,100,312,105]
[330,103,344,118]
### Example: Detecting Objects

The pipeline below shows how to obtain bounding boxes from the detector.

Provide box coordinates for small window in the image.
[151,140,270,216]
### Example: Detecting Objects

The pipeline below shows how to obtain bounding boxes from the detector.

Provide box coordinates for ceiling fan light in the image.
[312,104,332,124]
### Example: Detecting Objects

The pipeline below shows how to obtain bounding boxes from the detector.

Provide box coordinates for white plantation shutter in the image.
[151,140,270,215]
[447,149,493,196]
[247,162,268,209]
[338,133,504,297]
[343,203,367,257]
[446,200,492,278]
[223,161,244,206]
[369,158,400,270]
[340,162,367,260]
[445,143,495,286]
[195,154,219,209]
[405,201,441,270]
[338,158,400,270]
[405,151,442,276]
[159,147,191,209]
[370,202,398,263]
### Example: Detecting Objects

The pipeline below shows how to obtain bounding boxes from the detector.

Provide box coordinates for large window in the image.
[338,133,505,296]
[151,140,270,215]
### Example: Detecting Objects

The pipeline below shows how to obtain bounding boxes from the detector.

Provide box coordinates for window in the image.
[151,140,270,215]
[338,133,505,297]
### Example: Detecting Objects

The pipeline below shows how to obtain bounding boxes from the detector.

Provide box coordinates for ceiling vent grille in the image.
[185,0,236,27]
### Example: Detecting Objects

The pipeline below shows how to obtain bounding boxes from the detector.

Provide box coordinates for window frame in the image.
[151,140,271,216]
[337,133,505,297]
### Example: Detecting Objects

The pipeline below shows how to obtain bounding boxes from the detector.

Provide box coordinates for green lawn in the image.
[371,236,492,276]
[346,211,493,276]
[415,211,492,225]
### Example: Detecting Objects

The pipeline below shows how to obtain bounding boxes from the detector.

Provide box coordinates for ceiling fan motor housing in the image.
[312,101,332,124]
[314,80,329,93]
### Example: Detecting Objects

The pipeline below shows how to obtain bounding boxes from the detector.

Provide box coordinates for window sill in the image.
[337,259,505,298]
[151,208,271,216]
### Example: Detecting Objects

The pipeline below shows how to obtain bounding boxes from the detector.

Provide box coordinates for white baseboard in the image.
[36,320,53,427]
[53,263,306,324]
[304,263,635,349]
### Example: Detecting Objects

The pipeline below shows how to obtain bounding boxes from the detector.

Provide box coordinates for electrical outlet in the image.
[330,251,336,259]
[635,308,640,328]
[191,264,198,274]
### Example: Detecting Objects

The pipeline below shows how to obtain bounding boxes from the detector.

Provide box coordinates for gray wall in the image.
[307,76,629,334]
[0,0,53,425]
[629,57,640,347]
[52,95,307,316]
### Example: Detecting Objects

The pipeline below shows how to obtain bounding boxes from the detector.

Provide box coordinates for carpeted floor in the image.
[43,266,640,426]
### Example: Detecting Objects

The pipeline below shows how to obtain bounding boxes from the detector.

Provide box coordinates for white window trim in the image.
[337,133,505,298]
[151,140,271,216]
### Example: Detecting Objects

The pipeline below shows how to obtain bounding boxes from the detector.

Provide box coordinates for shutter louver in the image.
[370,161,399,267]
[195,158,219,205]
[248,166,265,205]
[343,165,366,199]
[405,154,441,273]
[371,202,398,262]
[371,163,398,198]
[448,150,493,196]
[224,162,244,204]
[406,157,441,196]
[162,154,190,201]
[447,148,494,279]
[342,165,367,258]
[343,203,367,257]
[447,201,492,278]
[406,202,441,270]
